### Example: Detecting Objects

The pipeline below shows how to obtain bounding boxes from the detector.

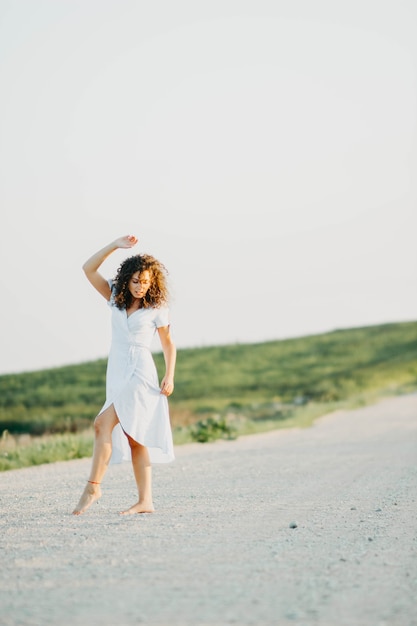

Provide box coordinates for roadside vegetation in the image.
[1,321,416,470]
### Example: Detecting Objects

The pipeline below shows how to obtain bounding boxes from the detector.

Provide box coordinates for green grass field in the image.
[1,320,416,471]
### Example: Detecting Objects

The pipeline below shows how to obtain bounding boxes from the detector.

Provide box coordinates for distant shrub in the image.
[190,416,236,443]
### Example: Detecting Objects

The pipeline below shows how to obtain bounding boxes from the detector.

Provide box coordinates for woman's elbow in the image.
[82,262,92,275]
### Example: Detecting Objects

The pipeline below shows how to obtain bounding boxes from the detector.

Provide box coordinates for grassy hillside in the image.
[1,321,416,470]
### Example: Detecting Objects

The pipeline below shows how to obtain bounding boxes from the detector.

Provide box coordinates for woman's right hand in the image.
[115,235,138,249]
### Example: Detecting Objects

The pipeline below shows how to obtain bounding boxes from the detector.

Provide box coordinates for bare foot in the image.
[119,501,155,515]
[72,483,101,515]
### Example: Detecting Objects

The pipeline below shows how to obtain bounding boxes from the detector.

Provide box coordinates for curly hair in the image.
[113,254,169,310]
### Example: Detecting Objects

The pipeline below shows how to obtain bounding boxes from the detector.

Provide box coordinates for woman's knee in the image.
[93,415,107,437]
[94,407,118,436]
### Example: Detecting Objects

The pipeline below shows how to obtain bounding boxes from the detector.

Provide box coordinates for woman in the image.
[73,235,176,515]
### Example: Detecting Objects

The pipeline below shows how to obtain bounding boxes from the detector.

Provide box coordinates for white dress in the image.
[99,281,175,465]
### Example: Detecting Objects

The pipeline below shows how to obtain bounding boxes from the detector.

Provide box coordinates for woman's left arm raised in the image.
[158,326,176,396]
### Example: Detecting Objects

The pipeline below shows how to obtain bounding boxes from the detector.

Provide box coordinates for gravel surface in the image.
[1,394,416,626]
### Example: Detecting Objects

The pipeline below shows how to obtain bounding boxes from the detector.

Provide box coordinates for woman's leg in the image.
[72,405,119,515]
[120,437,154,514]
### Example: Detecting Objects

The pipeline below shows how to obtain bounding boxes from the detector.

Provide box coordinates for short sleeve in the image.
[154,306,170,328]
[107,279,116,307]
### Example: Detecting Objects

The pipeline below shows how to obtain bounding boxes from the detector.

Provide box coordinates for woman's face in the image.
[128,270,152,299]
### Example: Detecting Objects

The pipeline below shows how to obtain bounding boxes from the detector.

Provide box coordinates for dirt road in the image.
[1,395,416,626]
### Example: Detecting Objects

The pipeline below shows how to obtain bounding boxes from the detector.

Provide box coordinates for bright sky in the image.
[0,0,416,375]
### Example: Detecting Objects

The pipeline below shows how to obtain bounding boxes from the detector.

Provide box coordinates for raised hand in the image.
[115,235,138,249]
